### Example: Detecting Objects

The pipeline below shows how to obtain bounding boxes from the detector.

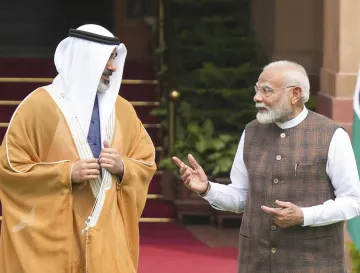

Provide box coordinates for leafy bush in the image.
[156,0,264,176]
[349,243,360,273]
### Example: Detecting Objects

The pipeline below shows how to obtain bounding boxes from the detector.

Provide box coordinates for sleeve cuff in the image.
[69,162,74,190]
[301,207,315,226]
[62,161,74,191]
[117,157,128,187]
[201,181,218,202]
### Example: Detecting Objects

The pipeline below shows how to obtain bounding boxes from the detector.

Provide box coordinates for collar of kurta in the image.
[276,106,308,129]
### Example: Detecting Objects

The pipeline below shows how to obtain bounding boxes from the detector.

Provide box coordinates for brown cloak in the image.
[0,88,156,273]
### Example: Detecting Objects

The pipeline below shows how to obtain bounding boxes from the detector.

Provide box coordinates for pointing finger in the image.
[172,156,185,168]
[261,205,282,216]
[188,154,202,171]
[275,200,291,208]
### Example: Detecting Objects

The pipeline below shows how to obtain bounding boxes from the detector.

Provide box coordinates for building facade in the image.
[252,0,359,135]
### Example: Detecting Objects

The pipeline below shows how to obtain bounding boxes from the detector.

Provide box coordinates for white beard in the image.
[256,98,293,124]
[97,80,110,93]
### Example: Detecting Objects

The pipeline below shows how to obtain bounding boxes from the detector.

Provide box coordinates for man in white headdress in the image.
[0,24,157,273]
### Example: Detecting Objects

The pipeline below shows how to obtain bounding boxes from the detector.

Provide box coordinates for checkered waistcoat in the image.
[239,110,346,273]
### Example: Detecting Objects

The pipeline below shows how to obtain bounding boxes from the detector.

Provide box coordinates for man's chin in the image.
[97,81,110,93]
[257,119,274,124]
[256,113,275,124]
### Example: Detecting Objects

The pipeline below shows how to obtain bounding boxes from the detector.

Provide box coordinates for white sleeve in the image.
[202,131,249,213]
[301,128,360,226]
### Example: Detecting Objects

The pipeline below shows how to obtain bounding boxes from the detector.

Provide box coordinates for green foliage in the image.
[158,118,239,176]
[349,243,360,273]
[307,94,317,111]
[156,0,264,176]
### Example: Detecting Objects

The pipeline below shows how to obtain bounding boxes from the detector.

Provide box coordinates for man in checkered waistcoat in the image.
[173,60,360,272]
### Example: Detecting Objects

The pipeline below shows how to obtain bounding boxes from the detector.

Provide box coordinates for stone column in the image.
[317,0,360,134]
[271,0,323,79]
[251,0,323,90]
[317,2,360,270]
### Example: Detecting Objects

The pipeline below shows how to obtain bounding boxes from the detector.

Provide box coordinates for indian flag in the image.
[348,67,360,251]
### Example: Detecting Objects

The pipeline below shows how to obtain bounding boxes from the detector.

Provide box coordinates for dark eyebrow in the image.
[110,52,118,59]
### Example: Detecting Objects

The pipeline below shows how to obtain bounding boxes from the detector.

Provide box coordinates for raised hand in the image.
[172,154,209,194]
[99,140,124,175]
[71,158,100,183]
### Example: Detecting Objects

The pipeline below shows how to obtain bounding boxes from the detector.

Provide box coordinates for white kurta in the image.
[203,107,360,227]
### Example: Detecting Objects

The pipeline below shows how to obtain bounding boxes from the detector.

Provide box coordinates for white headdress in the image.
[46,24,127,144]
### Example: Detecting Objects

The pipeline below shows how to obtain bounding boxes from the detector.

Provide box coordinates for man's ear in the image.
[292,87,302,104]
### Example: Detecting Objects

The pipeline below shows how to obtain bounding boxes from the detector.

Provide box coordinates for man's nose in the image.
[253,91,263,103]
[107,58,117,72]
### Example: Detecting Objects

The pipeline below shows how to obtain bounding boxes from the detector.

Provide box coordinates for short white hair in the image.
[263,60,310,103]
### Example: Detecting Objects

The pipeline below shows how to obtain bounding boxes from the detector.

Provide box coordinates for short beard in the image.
[97,80,110,93]
[256,98,293,124]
